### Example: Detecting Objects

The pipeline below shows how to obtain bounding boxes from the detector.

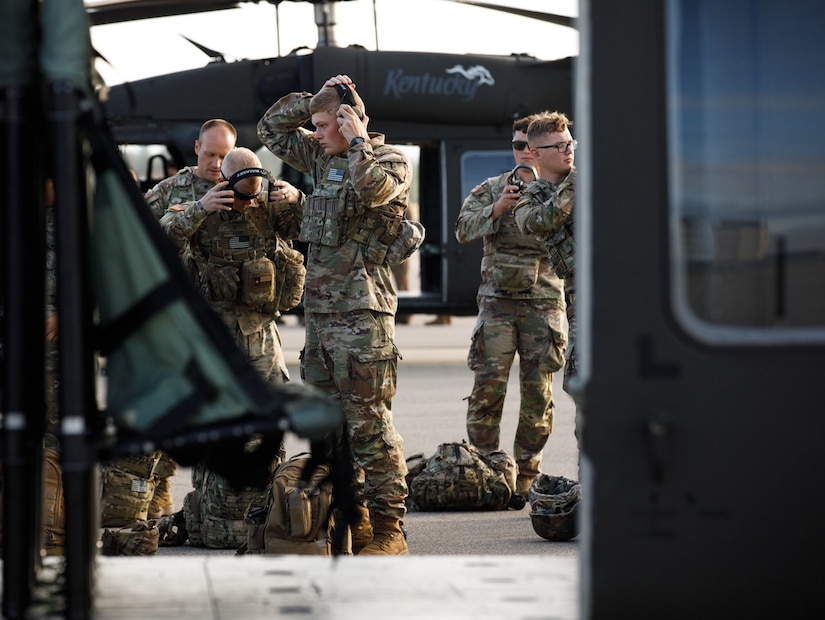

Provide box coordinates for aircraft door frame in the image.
[579,0,825,617]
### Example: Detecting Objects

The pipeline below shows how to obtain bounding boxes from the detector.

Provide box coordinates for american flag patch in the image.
[229,235,250,249]
[327,167,345,183]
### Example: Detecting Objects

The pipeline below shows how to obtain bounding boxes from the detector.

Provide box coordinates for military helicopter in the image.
[88,0,577,316]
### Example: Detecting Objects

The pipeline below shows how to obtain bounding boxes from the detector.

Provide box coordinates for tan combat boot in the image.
[148,476,175,519]
[351,504,374,555]
[516,474,535,497]
[357,515,409,556]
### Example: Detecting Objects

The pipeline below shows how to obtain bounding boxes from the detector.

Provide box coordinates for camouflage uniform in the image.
[142,166,217,502]
[455,171,568,489]
[257,92,411,521]
[513,170,576,393]
[160,194,303,384]
[143,166,215,221]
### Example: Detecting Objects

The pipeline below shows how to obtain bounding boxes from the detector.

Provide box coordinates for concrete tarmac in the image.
[162,314,581,558]
[67,314,582,620]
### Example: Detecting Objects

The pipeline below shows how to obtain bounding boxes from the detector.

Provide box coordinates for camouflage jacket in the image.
[513,169,575,280]
[159,196,303,326]
[257,92,412,315]
[513,169,575,237]
[455,171,563,303]
[144,166,215,221]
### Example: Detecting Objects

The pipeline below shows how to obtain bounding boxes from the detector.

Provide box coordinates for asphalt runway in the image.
[161,314,581,559]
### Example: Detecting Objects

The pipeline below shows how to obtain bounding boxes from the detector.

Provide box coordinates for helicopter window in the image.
[460,150,515,199]
[666,0,825,344]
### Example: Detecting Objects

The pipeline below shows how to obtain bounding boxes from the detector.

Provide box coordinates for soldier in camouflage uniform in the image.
[257,74,412,555]
[144,119,237,222]
[513,112,578,429]
[455,115,568,500]
[160,147,304,384]
[139,119,237,515]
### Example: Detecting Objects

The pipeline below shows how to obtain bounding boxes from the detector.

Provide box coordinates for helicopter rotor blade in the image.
[443,0,576,29]
[180,35,227,62]
[86,1,244,26]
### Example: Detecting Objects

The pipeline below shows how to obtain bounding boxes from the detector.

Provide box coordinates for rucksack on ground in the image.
[100,519,159,556]
[99,452,161,527]
[184,463,268,549]
[407,441,516,511]
[0,447,65,557]
[243,453,344,555]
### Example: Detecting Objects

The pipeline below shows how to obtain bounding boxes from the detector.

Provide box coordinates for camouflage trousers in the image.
[466,297,567,480]
[214,305,289,385]
[301,309,408,520]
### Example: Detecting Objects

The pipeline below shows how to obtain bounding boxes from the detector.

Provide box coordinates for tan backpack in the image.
[245,453,343,555]
[99,453,160,527]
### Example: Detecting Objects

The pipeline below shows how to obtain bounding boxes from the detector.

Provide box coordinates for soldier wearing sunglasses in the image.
[514,111,577,410]
[456,114,569,503]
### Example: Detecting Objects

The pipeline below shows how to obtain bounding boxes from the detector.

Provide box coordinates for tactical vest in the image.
[146,167,212,221]
[201,207,276,308]
[485,188,549,294]
[299,156,403,264]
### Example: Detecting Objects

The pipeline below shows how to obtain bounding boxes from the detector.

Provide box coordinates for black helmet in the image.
[528,474,581,541]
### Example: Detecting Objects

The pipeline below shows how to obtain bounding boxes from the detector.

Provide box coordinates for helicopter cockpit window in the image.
[461,150,515,199]
[666,0,825,344]
[119,144,177,192]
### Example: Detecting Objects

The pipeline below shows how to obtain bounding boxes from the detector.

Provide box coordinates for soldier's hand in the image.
[492,184,522,219]
[199,181,234,213]
[269,181,300,204]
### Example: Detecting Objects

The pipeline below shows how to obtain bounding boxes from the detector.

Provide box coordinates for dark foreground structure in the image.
[3,0,825,618]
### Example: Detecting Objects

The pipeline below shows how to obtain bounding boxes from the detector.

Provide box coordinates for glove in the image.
[206,263,239,301]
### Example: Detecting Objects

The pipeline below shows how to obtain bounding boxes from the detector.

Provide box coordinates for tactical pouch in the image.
[273,242,306,312]
[287,488,313,538]
[299,196,344,246]
[240,255,276,306]
[546,222,575,279]
[204,261,240,302]
[492,253,541,293]
[386,220,425,266]
[347,209,403,265]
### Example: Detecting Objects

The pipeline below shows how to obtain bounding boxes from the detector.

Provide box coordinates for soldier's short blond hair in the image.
[526,111,573,142]
[223,147,261,176]
[310,84,365,118]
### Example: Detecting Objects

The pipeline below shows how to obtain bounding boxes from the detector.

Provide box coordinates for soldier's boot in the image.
[148,476,175,520]
[357,515,409,556]
[516,474,535,497]
[508,474,535,510]
[351,504,374,555]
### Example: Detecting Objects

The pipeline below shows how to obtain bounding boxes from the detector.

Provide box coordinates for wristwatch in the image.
[349,137,366,148]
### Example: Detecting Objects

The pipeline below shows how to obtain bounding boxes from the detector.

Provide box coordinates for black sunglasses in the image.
[511,140,530,151]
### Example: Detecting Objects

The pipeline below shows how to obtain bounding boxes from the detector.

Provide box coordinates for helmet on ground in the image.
[528,474,581,541]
